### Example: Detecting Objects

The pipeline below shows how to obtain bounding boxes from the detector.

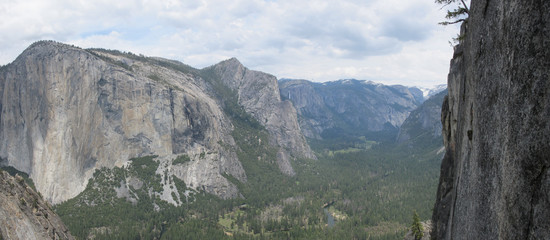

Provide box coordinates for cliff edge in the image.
[432,1,549,239]
[0,170,73,239]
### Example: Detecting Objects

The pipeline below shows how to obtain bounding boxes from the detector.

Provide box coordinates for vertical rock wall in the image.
[432,0,550,239]
[212,58,316,175]
[0,42,246,203]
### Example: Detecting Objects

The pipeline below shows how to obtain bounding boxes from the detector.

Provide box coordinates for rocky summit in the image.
[0,41,313,204]
[432,0,549,239]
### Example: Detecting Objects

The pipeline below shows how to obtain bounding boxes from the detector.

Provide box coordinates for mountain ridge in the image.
[0,40,313,204]
[0,169,74,239]
[279,78,425,141]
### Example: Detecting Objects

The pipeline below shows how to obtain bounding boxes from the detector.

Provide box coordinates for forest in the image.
[53,53,443,240]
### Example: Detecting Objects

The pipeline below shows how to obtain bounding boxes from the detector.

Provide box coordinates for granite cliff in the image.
[278,79,424,141]
[431,0,549,239]
[0,170,73,239]
[208,59,316,175]
[0,41,313,204]
[397,90,447,144]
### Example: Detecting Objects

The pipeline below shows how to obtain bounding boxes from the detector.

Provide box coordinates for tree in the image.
[436,0,470,25]
[411,210,424,240]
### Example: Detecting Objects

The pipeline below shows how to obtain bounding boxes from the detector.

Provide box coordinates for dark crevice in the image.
[483,0,490,17]
[169,88,175,123]
[525,165,548,238]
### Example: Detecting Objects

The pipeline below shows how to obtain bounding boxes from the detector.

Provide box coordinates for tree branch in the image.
[439,18,466,25]
[460,0,470,13]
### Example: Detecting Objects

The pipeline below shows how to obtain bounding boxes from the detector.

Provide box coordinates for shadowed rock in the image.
[431,1,550,239]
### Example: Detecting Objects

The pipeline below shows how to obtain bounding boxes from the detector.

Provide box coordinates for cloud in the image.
[379,2,436,42]
[0,0,459,87]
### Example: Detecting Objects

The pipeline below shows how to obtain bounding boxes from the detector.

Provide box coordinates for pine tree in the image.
[435,0,470,25]
[411,210,424,240]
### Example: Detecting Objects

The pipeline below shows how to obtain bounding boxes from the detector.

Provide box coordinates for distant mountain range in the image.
[418,84,447,99]
[279,78,446,142]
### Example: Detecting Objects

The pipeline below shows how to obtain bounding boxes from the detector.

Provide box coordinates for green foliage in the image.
[129,155,162,193]
[173,154,191,165]
[1,166,37,191]
[86,50,133,71]
[411,211,424,240]
[55,121,441,240]
[147,74,162,82]
[53,58,443,240]
[161,219,227,239]
[436,0,469,25]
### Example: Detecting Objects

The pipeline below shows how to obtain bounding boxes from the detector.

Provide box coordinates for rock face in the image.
[0,41,312,204]
[397,90,447,143]
[279,79,423,141]
[209,59,316,175]
[431,1,550,239]
[0,170,74,239]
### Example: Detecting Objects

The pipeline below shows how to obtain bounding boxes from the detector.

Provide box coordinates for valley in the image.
[1,1,548,240]
[0,42,445,240]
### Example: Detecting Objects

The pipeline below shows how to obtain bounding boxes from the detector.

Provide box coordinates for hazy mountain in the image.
[397,89,447,144]
[418,84,447,99]
[279,79,424,142]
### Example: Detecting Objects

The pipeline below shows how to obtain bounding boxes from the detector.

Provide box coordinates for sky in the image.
[0,0,462,88]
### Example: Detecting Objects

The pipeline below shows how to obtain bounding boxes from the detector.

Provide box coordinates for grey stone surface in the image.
[0,170,74,240]
[211,58,316,175]
[431,1,550,239]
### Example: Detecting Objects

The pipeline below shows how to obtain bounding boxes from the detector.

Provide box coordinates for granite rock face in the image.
[0,42,311,204]
[210,59,316,175]
[279,79,423,141]
[0,170,74,239]
[431,1,550,239]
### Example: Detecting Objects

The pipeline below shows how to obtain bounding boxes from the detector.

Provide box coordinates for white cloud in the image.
[0,0,460,88]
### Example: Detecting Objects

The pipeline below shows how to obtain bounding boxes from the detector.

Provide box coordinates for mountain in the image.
[397,89,447,144]
[0,169,73,239]
[0,41,313,204]
[432,1,550,239]
[207,59,316,175]
[418,84,446,99]
[278,79,424,142]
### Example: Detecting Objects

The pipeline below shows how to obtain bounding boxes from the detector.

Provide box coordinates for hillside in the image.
[397,90,447,145]
[0,169,73,239]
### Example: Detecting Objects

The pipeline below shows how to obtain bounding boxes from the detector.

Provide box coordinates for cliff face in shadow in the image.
[432,1,549,239]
